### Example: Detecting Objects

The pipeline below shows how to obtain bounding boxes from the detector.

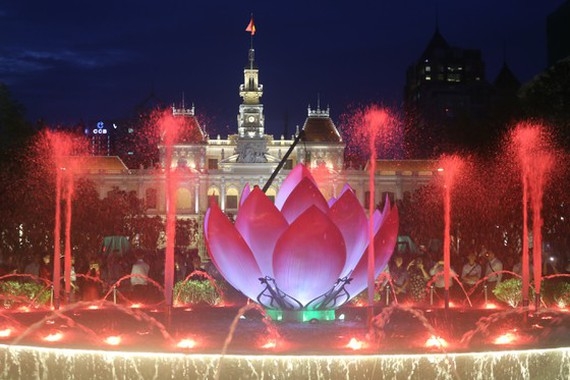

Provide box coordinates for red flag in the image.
[245,16,256,36]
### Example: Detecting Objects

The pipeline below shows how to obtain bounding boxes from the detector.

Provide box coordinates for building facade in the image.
[78,39,440,255]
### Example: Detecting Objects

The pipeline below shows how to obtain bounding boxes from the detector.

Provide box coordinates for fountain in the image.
[511,123,556,309]
[438,154,464,310]
[1,116,569,379]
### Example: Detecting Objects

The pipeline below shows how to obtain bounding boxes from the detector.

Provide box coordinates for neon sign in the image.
[93,121,107,134]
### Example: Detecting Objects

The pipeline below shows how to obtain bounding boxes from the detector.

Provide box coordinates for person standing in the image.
[407,256,430,304]
[484,250,503,293]
[39,253,52,281]
[388,254,409,298]
[461,252,482,288]
[130,250,150,303]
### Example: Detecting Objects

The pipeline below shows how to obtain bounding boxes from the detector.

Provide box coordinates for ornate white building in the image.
[78,40,440,254]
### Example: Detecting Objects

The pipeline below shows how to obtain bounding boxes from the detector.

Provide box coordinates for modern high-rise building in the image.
[403,27,518,156]
[547,0,570,67]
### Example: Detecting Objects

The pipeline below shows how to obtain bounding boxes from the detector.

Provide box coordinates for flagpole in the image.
[246,14,256,69]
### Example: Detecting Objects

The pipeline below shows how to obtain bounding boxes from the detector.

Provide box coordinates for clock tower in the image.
[235,45,268,163]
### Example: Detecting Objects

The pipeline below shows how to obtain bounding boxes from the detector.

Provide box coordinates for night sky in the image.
[1,1,566,136]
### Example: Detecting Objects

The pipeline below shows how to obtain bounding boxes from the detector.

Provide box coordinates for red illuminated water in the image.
[155,110,184,310]
[360,106,398,317]
[176,270,227,305]
[63,160,74,303]
[511,123,555,308]
[438,155,464,309]
[39,130,85,309]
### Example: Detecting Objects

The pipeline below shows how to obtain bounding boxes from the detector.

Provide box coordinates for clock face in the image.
[248,116,255,123]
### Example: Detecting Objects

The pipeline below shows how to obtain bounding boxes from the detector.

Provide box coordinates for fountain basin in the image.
[2,345,569,379]
[1,304,569,379]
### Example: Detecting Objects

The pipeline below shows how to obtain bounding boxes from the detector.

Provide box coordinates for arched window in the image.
[226,187,239,210]
[207,187,220,205]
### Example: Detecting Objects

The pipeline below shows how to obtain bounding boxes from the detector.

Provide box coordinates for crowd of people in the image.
[1,237,568,308]
[0,247,210,305]
[381,244,568,306]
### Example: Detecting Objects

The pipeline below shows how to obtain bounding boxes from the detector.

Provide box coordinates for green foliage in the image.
[492,278,536,308]
[350,288,383,305]
[550,281,570,308]
[519,58,570,148]
[173,279,222,306]
[0,280,51,308]
[0,83,35,159]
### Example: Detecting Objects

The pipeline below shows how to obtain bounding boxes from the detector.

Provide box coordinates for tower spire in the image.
[246,14,256,69]
[235,14,267,163]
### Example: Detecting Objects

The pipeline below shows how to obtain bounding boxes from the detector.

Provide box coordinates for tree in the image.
[519,58,570,149]
[0,83,35,162]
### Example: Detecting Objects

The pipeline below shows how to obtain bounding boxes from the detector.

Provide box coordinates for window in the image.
[176,188,192,210]
[145,188,157,209]
[226,188,239,209]
[364,191,372,208]
[381,191,395,205]
[226,195,238,209]
[208,188,220,205]
[208,159,218,170]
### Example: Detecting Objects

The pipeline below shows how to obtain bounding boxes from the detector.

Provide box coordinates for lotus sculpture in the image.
[204,164,399,311]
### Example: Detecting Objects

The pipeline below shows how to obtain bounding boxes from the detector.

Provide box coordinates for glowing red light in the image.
[425,335,448,349]
[494,332,517,345]
[104,335,122,346]
[176,338,197,349]
[260,339,277,349]
[43,331,64,342]
[0,328,13,338]
[485,302,498,309]
[346,337,367,350]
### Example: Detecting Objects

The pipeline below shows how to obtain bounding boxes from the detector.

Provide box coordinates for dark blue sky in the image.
[1,1,566,136]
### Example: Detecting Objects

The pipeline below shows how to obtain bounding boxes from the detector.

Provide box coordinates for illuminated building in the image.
[77,35,439,256]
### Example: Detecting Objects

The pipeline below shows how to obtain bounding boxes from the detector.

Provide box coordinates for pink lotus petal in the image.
[328,184,355,208]
[280,177,329,224]
[235,186,288,277]
[274,164,316,210]
[328,189,369,278]
[345,205,399,299]
[273,206,346,306]
[239,183,251,206]
[204,203,264,301]
[327,196,337,208]
[370,206,387,232]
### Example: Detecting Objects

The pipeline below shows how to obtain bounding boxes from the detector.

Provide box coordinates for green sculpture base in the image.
[265,309,336,322]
